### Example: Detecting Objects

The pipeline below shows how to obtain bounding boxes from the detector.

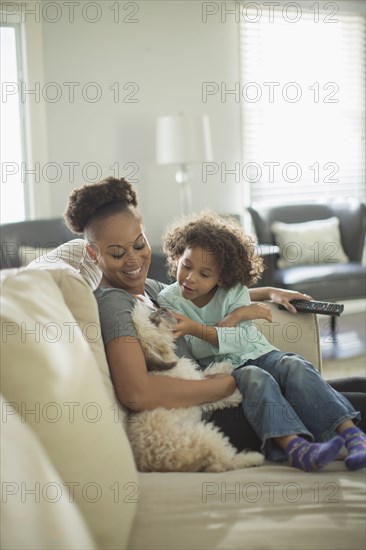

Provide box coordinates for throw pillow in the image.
[271,217,349,269]
[27,238,102,290]
[18,245,58,267]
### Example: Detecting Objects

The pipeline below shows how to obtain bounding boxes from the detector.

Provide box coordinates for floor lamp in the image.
[156,114,213,215]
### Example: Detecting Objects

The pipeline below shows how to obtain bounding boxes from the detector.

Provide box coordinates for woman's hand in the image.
[204,373,237,393]
[217,303,272,326]
[268,288,313,314]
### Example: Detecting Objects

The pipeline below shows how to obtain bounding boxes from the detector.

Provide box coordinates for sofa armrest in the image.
[255,301,322,373]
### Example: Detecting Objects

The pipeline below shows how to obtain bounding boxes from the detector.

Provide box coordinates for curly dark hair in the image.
[64,177,140,239]
[162,211,263,289]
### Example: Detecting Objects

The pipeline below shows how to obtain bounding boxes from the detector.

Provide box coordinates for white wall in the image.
[32,0,243,246]
[20,0,365,245]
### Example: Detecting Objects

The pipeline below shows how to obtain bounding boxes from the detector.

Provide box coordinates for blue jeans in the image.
[232,351,361,462]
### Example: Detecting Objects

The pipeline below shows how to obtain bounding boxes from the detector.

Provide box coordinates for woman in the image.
[64,177,365,465]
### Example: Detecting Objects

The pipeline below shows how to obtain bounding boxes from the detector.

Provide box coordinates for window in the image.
[240,3,365,205]
[0,22,27,224]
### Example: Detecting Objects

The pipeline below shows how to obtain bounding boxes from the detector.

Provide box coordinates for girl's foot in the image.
[340,426,366,471]
[285,435,344,472]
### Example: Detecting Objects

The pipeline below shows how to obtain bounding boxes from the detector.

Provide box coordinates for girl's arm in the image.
[216,302,273,327]
[105,336,236,411]
[172,313,219,347]
[249,286,312,314]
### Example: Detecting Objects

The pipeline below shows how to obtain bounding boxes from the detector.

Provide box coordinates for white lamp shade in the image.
[156,114,213,165]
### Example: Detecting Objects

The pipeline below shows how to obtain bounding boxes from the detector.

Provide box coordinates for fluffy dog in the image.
[126,301,264,472]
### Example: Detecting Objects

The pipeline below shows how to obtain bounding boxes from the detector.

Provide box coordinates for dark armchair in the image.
[247,199,366,302]
[0,218,78,269]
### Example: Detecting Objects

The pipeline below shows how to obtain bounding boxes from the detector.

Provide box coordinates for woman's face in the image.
[90,211,151,295]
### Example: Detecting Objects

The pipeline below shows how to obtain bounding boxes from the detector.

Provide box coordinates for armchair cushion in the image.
[275,263,366,301]
[271,217,349,268]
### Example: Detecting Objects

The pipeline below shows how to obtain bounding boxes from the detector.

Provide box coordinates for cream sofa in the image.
[1,240,365,550]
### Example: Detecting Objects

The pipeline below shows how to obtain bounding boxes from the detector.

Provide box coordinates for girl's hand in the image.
[269,288,313,314]
[171,312,198,339]
[172,313,219,347]
[217,303,272,326]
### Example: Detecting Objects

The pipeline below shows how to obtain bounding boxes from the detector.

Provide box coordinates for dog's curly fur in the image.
[126,302,264,472]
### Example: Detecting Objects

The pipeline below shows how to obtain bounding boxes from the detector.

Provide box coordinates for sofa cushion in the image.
[1,268,138,550]
[129,465,366,550]
[271,217,349,269]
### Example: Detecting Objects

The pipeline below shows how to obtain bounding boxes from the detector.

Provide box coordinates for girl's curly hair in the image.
[64,177,139,238]
[163,211,264,289]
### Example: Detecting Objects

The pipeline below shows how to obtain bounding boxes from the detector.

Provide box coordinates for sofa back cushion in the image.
[1,268,138,549]
[1,394,97,549]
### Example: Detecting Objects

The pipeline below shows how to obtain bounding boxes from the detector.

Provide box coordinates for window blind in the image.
[239,5,365,205]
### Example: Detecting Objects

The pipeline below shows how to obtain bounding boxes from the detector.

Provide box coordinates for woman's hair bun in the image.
[64,177,138,234]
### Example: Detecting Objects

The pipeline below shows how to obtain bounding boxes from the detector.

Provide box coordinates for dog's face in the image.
[143,308,178,371]
[149,308,177,331]
[131,303,179,372]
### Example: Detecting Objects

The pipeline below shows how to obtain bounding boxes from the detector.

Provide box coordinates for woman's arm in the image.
[105,336,236,411]
[249,286,312,313]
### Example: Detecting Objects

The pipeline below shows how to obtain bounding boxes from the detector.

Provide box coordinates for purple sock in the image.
[341,426,366,471]
[285,436,344,472]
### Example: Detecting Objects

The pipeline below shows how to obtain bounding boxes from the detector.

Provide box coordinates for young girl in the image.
[158,211,366,472]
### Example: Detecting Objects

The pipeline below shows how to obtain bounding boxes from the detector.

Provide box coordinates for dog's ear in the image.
[146,358,177,372]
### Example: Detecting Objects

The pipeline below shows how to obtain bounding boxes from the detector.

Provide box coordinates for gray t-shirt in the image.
[94,279,195,360]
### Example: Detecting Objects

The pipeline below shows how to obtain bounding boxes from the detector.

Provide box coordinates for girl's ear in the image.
[217,273,225,287]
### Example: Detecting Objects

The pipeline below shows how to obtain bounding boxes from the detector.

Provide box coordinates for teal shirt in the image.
[158,282,278,369]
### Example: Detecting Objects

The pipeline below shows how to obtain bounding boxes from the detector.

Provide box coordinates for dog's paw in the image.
[202,388,242,413]
[204,361,234,376]
[233,451,265,469]
[222,388,243,406]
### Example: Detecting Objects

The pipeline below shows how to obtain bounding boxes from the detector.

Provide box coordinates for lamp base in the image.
[175,165,192,215]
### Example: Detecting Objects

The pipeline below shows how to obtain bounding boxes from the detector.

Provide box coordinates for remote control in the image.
[278,299,344,316]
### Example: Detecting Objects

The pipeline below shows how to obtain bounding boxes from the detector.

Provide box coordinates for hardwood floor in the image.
[319,311,366,379]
